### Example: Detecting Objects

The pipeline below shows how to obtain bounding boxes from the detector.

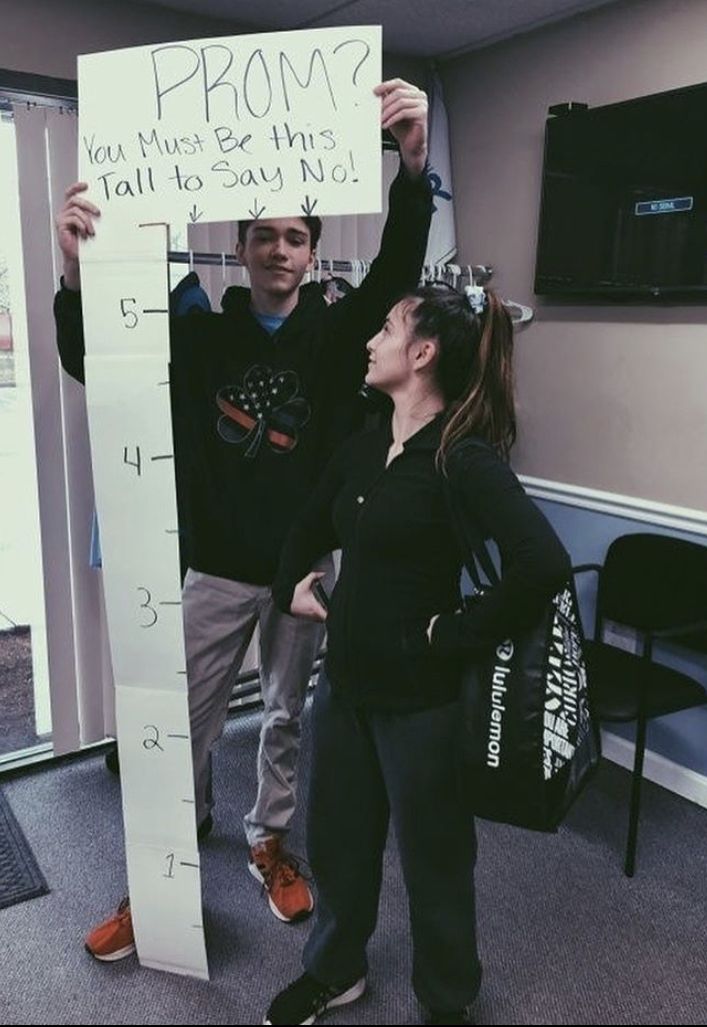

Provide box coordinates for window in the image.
[0,111,52,761]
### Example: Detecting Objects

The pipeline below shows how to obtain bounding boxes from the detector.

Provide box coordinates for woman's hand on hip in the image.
[290,571,328,622]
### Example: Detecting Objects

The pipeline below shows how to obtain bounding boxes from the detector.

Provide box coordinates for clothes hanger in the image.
[503,299,535,326]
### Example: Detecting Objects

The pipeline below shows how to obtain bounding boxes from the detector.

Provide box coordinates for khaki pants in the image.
[182,555,335,847]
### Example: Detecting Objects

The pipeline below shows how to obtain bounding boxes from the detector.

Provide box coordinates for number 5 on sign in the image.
[80,225,170,357]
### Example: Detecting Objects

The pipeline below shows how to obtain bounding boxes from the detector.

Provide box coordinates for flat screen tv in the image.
[534,82,707,299]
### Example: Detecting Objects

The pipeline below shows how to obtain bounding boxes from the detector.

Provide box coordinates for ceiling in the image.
[136,0,620,59]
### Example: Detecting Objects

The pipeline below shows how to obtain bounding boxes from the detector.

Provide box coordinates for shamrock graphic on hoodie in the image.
[216,364,311,458]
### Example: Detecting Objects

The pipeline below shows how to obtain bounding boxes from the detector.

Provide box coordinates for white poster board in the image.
[79,27,382,237]
[77,26,382,980]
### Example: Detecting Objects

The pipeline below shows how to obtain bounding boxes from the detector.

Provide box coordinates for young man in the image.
[54,78,432,959]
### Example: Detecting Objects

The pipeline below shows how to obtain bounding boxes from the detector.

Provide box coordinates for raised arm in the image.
[376,77,428,179]
[360,78,431,316]
[430,441,572,656]
[56,181,99,292]
[340,79,431,320]
[52,182,101,384]
[319,80,432,393]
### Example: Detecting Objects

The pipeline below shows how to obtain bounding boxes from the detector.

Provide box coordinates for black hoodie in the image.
[54,164,432,585]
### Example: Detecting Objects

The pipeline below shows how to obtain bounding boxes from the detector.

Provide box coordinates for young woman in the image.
[264,284,571,1026]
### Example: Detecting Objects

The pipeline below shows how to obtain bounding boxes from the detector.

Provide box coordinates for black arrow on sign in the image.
[301,195,318,216]
[248,199,266,220]
[189,204,203,223]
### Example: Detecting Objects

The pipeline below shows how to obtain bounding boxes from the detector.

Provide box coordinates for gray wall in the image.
[0,0,249,77]
[442,0,707,511]
[0,0,425,85]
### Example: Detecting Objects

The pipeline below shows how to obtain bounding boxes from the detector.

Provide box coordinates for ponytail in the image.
[403,284,516,469]
[437,288,515,468]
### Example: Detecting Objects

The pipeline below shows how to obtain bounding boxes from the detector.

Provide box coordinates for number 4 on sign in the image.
[124,445,142,476]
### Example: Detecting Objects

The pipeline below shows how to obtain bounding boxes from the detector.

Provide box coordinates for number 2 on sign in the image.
[143,724,164,751]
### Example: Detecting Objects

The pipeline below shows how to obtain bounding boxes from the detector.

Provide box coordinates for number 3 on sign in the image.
[138,587,158,628]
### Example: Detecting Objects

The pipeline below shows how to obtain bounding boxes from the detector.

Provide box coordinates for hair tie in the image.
[464,283,486,315]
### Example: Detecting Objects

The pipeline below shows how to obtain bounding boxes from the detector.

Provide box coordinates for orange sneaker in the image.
[84,896,136,961]
[248,837,314,923]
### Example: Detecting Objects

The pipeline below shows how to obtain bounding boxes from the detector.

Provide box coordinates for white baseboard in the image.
[601,729,707,810]
[520,476,707,538]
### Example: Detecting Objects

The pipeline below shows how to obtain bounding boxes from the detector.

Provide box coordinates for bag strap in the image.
[441,439,501,591]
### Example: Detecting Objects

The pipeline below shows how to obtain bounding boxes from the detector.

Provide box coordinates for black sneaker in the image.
[425,1011,469,1025]
[264,970,366,1025]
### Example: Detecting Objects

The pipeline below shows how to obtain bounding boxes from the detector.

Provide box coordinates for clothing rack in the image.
[167,251,533,325]
[168,250,493,283]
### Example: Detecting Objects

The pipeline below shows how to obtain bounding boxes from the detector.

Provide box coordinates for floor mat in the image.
[0,786,49,909]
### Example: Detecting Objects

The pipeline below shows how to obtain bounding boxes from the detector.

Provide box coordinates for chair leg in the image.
[625,715,647,877]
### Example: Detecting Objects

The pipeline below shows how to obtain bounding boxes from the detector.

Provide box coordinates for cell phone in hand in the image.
[312,578,330,611]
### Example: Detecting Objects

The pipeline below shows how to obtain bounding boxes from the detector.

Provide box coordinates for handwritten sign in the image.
[78,26,382,229]
[77,25,383,979]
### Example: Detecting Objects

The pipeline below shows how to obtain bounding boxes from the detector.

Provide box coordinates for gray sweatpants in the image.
[303,672,482,1012]
[182,556,334,847]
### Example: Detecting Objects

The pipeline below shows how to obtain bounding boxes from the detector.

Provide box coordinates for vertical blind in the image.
[13,99,397,751]
[13,102,115,752]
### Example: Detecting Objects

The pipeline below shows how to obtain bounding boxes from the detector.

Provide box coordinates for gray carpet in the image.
[1,701,706,1026]
[0,786,48,909]
[0,626,41,754]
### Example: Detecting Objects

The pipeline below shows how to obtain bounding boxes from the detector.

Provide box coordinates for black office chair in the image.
[573,532,707,877]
